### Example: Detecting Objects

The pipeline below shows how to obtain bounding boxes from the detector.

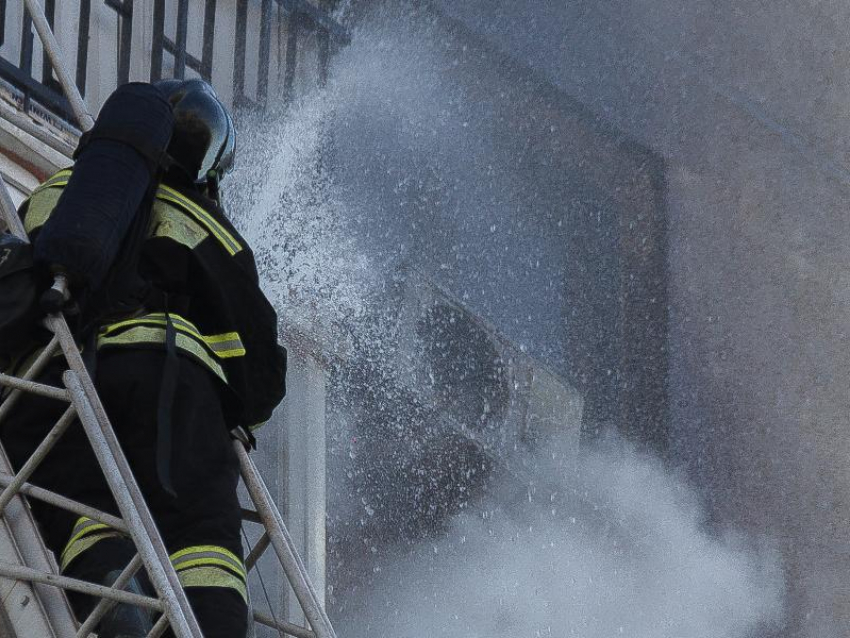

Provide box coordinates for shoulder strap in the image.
[75,128,176,173]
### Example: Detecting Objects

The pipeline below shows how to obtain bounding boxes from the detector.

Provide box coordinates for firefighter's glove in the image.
[39,273,72,315]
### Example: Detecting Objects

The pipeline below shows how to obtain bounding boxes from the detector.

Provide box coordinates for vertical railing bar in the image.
[174,0,189,79]
[0,403,76,516]
[258,0,272,103]
[21,9,34,78]
[151,0,165,81]
[283,11,300,103]
[75,554,143,638]
[233,0,248,103]
[41,0,55,91]
[201,0,216,80]
[75,0,91,96]
[22,0,94,130]
[117,0,133,85]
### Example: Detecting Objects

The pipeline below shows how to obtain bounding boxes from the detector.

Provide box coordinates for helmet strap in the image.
[205,169,221,206]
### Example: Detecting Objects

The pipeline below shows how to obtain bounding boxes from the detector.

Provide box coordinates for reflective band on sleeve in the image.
[60,516,126,572]
[98,325,228,383]
[61,531,124,572]
[156,185,242,255]
[66,516,111,547]
[175,566,248,603]
[202,332,246,358]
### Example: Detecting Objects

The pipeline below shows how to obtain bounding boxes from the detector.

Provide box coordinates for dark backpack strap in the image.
[156,306,179,499]
[75,128,176,173]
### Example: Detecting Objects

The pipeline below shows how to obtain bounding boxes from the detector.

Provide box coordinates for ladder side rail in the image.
[0,172,77,637]
[235,441,338,638]
[0,11,202,622]
[0,448,72,638]
[63,370,203,638]
[0,158,201,634]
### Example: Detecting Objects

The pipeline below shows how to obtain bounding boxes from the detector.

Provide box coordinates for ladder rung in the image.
[0,374,70,402]
[0,473,128,533]
[253,609,316,638]
[241,507,262,523]
[0,335,61,425]
[245,531,270,570]
[0,404,77,515]
[146,612,171,638]
[0,561,164,611]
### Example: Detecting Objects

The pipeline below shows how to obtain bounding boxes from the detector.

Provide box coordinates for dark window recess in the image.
[0,0,6,48]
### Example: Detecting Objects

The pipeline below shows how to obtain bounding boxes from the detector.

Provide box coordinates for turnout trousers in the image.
[0,349,248,638]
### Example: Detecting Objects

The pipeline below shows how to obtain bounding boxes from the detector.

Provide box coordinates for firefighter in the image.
[1,80,286,637]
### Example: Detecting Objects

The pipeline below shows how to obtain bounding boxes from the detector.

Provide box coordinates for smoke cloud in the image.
[335,438,784,638]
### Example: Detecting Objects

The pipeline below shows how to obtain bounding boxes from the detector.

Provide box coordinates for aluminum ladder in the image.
[0,2,339,637]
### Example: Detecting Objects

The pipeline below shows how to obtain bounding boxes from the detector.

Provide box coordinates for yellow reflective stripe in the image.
[202,332,246,358]
[31,169,72,194]
[23,169,73,233]
[61,531,124,572]
[170,545,243,569]
[65,517,111,550]
[24,187,63,234]
[101,313,202,338]
[98,326,228,383]
[173,557,247,579]
[156,185,242,255]
[102,314,245,360]
[151,200,208,249]
[176,566,247,603]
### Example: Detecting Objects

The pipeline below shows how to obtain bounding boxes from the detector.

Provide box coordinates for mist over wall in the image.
[230,0,848,634]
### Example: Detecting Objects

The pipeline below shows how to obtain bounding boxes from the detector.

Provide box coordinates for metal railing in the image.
[0,0,349,121]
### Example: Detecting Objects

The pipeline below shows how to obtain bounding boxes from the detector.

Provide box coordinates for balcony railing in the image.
[0,0,349,123]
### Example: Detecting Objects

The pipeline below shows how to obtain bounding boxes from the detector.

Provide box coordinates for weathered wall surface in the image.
[428,1,850,634]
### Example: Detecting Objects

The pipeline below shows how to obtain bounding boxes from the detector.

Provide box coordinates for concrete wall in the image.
[426,1,850,634]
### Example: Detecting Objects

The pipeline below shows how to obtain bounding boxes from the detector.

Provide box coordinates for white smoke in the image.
[334,438,784,638]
